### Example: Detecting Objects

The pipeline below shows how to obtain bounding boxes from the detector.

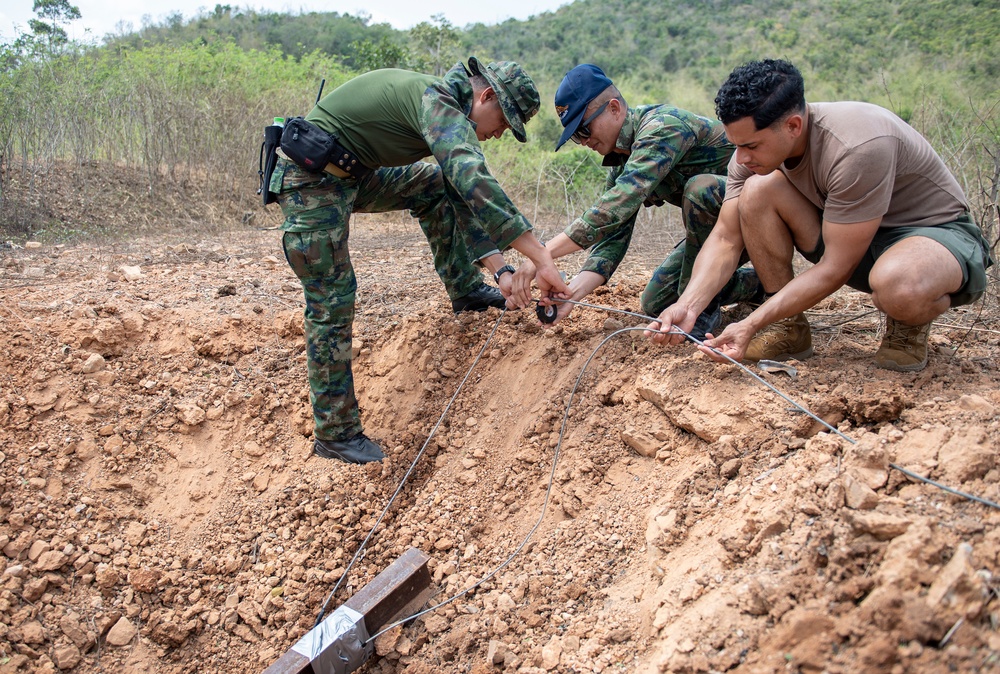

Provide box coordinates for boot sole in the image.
[746,346,813,363]
[452,304,503,313]
[875,356,927,372]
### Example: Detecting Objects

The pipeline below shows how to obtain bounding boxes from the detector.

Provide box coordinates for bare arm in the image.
[646,199,745,344]
[699,216,881,362]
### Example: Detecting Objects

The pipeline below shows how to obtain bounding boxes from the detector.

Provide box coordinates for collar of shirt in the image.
[600,106,639,167]
[445,61,475,117]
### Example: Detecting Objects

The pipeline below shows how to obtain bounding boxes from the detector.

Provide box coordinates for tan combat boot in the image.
[745,313,813,362]
[875,317,931,372]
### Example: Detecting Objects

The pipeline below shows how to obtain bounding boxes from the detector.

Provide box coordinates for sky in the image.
[0,0,572,42]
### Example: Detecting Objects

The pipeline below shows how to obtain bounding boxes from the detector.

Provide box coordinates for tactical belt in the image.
[278,116,374,181]
[327,144,373,180]
[276,147,353,179]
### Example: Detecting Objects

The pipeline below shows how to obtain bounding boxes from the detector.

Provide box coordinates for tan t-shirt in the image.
[726,102,968,227]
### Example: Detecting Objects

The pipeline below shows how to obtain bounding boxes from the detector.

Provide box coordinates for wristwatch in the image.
[493,264,516,284]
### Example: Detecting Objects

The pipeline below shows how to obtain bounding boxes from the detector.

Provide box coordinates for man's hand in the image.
[645,304,698,345]
[496,271,516,307]
[534,259,571,300]
[537,270,603,326]
[697,320,756,363]
[547,299,575,325]
[510,260,536,309]
[506,232,571,307]
[512,258,574,319]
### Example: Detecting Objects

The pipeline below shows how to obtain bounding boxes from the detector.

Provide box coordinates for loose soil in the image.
[3,176,1000,674]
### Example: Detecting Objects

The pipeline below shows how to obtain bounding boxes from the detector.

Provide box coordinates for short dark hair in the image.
[469,73,490,92]
[586,85,626,114]
[715,59,805,129]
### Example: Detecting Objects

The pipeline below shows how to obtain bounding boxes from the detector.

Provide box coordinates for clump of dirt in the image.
[2,219,1000,674]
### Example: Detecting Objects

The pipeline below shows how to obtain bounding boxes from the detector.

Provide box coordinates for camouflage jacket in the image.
[424,63,533,255]
[565,105,734,278]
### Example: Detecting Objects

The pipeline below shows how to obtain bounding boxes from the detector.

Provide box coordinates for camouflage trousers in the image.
[640,174,761,317]
[272,158,490,441]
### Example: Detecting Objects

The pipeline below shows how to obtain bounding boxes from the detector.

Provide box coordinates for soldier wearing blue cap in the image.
[511,64,762,338]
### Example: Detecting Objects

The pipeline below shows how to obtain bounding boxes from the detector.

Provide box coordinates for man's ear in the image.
[479,87,497,104]
[608,97,626,119]
[785,113,804,138]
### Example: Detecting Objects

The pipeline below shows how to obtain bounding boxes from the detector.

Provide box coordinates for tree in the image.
[408,14,460,76]
[27,0,82,49]
[350,37,410,72]
[0,0,81,70]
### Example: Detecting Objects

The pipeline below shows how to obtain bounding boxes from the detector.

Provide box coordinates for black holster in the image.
[257,123,283,206]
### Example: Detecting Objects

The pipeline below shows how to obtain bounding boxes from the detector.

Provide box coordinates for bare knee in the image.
[736,174,783,222]
[870,249,956,322]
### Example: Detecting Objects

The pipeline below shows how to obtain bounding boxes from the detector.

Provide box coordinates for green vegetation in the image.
[0,0,997,247]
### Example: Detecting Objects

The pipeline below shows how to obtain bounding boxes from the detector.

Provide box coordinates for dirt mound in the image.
[2,226,1000,674]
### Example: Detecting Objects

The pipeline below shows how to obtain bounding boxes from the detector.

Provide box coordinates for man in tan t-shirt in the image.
[646,58,993,372]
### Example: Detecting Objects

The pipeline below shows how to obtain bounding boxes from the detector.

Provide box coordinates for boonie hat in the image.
[554,64,614,150]
[468,57,540,143]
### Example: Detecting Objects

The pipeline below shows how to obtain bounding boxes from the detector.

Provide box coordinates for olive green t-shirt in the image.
[307,69,438,169]
[297,64,532,253]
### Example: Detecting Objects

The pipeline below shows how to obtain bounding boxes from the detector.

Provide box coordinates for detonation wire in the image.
[321,296,1000,641]
[313,308,509,627]
[363,322,650,643]
[364,305,939,643]
[557,299,1000,511]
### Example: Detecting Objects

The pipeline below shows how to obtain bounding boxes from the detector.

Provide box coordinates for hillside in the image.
[106,0,1000,95]
[3,0,996,247]
[1,168,1000,673]
[466,0,1000,89]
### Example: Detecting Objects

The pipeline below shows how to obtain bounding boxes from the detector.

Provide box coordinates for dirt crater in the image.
[2,225,1000,674]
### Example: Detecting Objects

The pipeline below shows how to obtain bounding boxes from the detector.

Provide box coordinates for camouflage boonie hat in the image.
[468,57,540,143]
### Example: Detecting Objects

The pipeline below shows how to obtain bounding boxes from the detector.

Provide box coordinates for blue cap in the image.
[554,64,614,150]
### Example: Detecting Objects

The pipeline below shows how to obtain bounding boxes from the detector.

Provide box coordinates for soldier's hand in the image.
[534,261,571,301]
[698,321,753,363]
[510,260,536,309]
[548,300,575,325]
[497,272,516,307]
[645,304,696,346]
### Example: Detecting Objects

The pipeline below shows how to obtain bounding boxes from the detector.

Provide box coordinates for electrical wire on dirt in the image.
[365,307,1000,643]
[362,323,658,644]
[312,308,509,627]
[549,298,1000,511]
[316,296,1000,641]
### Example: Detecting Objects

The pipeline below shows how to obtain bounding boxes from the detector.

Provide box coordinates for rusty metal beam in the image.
[262,547,431,674]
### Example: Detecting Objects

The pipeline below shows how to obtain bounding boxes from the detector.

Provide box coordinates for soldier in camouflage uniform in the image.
[270,57,570,464]
[513,64,761,338]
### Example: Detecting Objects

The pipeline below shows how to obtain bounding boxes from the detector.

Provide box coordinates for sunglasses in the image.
[571,101,610,144]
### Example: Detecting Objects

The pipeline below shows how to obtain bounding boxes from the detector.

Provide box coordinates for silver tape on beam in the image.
[290,605,373,674]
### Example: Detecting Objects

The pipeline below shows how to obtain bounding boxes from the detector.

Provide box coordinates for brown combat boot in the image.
[875,317,931,372]
[745,313,813,362]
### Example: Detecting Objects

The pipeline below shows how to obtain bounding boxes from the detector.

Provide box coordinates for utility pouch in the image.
[280,117,335,173]
[280,116,373,180]
[257,123,283,205]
